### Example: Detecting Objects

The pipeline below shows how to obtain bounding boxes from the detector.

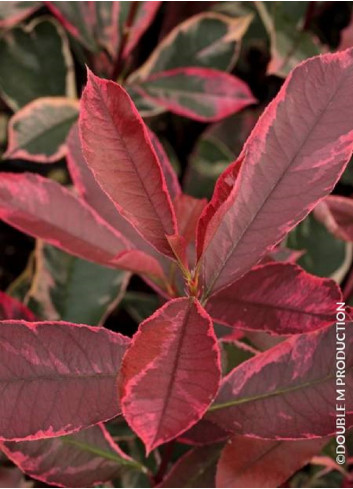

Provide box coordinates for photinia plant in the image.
[1,23,353,486]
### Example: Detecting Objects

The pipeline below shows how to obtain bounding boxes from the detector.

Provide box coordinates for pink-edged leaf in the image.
[207,322,353,439]
[0,291,35,321]
[197,49,353,298]
[47,2,120,57]
[0,172,129,267]
[80,70,177,257]
[120,297,221,453]
[148,128,181,200]
[132,12,253,79]
[1,424,137,488]
[0,171,163,280]
[196,158,243,256]
[122,2,161,59]
[47,1,97,52]
[206,262,342,335]
[134,68,256,122]
[113,249,167,284]
[159,443,222,488]
[0,1,40,29]
[314,195,353,241]
[66,125,172,286]
[67,124,155,250]
[0,321,130,441]
[4,97,79,163]
[216,436,326,488]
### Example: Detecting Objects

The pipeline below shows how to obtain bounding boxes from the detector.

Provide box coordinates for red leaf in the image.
[0,172,129,267]
[122,2,161,59]
[120,297,221,453]
[66,125,172,286]
[174,194,207,247]
[216,436,326,488]
[0,320,130,441]
[80,70,177,257]
[206,262,342,335]
[135,67,256,122]
[179,419,229,446]
[1,424,135,487]
[148,128,181,200]
[0,291,35,321]
[207,323,353,439]
[196,158,242,258]
[67,126,160,250]
[159,443,222,488]
[0,172,166,280]
[314,195,353,241]
[197,49,353,298]
[261,246,304,264]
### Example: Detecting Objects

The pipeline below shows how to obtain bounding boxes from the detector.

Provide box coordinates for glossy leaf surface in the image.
[120,298,221,453]
[132,12,253,78]
[206,263,342,335]
[0,321,130,440]
[0,172,129,267]
[4,97,78,163]
[0,18,75,110]
[207,324,353,439]
[135,68,256,122]
[1,425,136,488]
[80,70,177,256]
[28,242,130,325]
[198,49,353,297]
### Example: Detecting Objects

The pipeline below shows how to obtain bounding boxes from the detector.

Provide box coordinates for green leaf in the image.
[127,86,166,118]
[135,68,255,122]
[185,110,257,198]
[286,213,350,280]
[185,136,232,199]
[0,17,76,110]
[256,1,321,77]
[130,12,253,81]
[28,242,130,325]
[221,340,254,376]
[4,97,79,163]
[48,2,120,57]
[122,292,160,324]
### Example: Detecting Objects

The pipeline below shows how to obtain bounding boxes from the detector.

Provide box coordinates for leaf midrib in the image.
[212,295,334,320]
[203,63,353,297]
[208,364,353,412]
[0,372,116,384]
[151,299,193,446]
[93,77,174,241]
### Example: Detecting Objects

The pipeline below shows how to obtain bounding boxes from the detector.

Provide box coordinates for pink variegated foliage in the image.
[1,8,353,484]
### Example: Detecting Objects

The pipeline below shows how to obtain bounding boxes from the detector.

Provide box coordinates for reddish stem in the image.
[154,441,175,485]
